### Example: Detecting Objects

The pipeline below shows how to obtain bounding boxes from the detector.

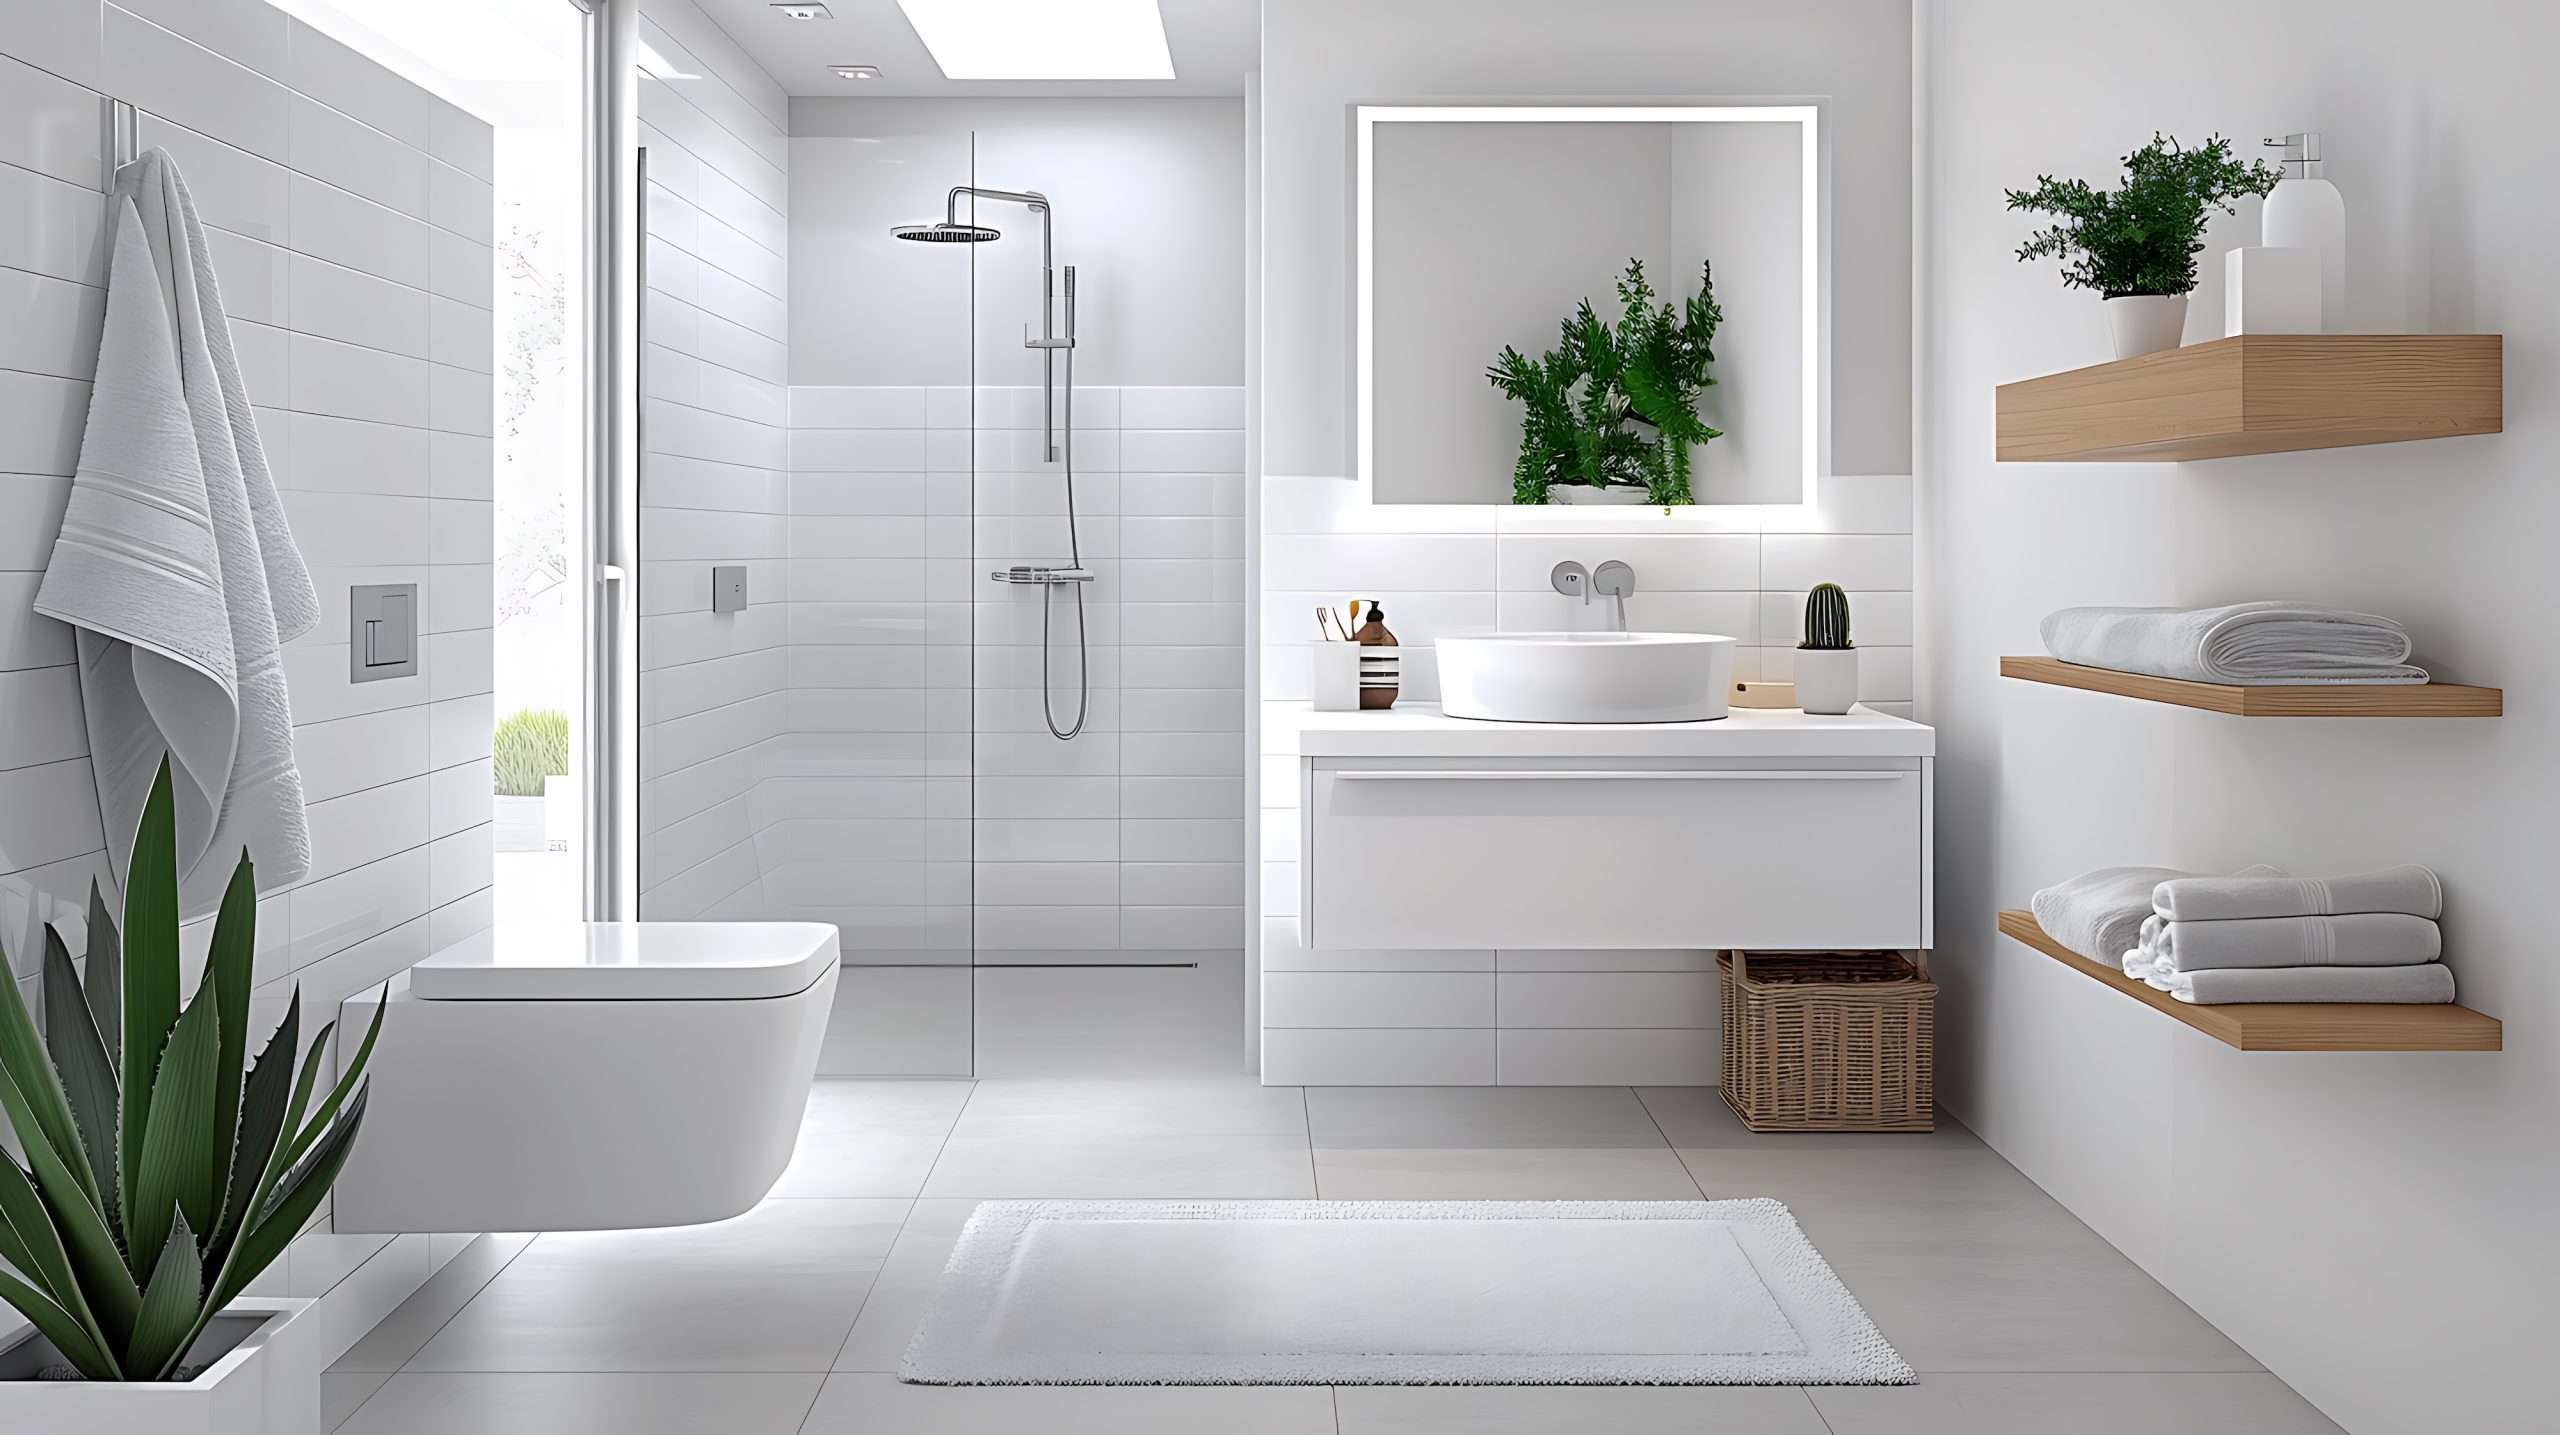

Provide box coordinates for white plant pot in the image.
[544,773,580,853]
[492,794,547,854]
[0,1298,317,1435]
[1792,648,1860,715]
[2104,294,2189,360]
[1551,484,1654,506]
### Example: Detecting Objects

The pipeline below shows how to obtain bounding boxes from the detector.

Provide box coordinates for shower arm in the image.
[944,186,1071,459]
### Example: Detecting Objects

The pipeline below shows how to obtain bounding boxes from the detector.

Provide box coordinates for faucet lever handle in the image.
[1550,561,1591,602]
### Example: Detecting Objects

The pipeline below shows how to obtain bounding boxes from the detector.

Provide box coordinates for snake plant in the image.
[0,757,385,1381]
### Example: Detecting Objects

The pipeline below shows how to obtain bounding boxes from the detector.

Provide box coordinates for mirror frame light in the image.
[1355,105,1824,513]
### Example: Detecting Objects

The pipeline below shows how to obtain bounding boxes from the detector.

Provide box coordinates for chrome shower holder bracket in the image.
[990,565,1096,585]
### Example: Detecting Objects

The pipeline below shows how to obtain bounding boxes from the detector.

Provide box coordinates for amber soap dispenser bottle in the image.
[1353,600,1399,709]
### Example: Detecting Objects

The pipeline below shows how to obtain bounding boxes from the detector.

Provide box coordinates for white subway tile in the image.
[1760,532,1914,591]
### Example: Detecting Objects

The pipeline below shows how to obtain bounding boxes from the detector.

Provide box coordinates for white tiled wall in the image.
[0,0,490,1364]
[1254,478,1917,1074]
[634,0,790,923]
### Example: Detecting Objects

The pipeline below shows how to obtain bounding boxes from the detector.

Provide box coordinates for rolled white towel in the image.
[2041,602,2427,686]
[2120,914,2167,980]
[2167,964,2457,1005]
[2152,865,2441,922]
[2033,864,2286,968]
[2154,913,2441,974]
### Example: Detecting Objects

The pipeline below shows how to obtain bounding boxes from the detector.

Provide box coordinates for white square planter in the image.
[0,1298,318,1435]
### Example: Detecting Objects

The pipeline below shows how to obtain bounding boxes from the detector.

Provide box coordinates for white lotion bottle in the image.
[2261,132,2345,331]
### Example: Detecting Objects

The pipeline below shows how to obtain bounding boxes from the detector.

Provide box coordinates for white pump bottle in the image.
[2261,132,2345,331]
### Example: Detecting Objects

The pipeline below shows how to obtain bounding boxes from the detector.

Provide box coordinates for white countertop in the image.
[1274,701,1935,759]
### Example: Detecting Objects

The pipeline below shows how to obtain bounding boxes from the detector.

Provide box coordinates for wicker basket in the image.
[1719,950,1936,1133]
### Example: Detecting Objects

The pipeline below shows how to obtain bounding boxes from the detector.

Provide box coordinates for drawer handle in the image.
[1328,770,1904,781]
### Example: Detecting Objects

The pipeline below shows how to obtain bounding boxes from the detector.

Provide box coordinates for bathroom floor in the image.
[326,1079,2342,1434]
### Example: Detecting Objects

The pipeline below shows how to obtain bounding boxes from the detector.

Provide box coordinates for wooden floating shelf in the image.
[1998,910,2500,1052]
[2001,656,2502,717]
[1996,333,2501,462]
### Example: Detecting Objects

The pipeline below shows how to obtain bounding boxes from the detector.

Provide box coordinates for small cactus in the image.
[1801,583,1853,650]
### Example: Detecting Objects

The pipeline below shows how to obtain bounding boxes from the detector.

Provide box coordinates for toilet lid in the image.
[409,922,841,1001]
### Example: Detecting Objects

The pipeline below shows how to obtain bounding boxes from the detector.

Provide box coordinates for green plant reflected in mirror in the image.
[1489,258,1723,505]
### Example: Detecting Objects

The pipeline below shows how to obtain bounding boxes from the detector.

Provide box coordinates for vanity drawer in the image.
[1305,761,1924,951]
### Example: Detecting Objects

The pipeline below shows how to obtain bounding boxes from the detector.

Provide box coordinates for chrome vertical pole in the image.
[584,0,641,920]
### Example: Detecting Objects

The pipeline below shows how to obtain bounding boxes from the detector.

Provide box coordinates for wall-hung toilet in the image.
[331,922,838,1235]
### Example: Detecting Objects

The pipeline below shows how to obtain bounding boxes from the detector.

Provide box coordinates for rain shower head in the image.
[892,221,999,243]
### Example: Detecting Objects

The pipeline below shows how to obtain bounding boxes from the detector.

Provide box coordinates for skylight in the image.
[893,0,1175,81]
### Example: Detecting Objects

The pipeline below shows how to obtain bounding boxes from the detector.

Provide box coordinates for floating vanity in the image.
[1266,702,1936,1086]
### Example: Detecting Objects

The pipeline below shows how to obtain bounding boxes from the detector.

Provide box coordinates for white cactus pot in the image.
[1792,648,1861,715]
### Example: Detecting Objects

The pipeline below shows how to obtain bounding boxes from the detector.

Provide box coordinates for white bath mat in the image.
[900,1199,1913,1386]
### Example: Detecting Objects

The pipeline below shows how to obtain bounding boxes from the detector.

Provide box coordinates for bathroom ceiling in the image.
[694,0,1258,97]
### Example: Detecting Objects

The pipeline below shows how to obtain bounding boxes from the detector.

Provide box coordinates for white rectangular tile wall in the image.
[0,0,491,1362]
[1256,484,1914,1083]
[785,385,1249,984]
[633,0,791,923]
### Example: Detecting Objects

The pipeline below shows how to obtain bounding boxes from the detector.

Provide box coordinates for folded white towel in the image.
[2040,602,2427,685]
[2167,964,2457,1005]
[2033,864,2286,968]
[2152,865,2441,922]
[2153,913,2441,974]
[34,150,316,915]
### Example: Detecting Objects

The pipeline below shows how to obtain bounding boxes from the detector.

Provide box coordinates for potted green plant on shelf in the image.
[0,759,385,1435]
[1487,258,1723,506]
[1795,583,1859,714]
[2005,133,2281,360]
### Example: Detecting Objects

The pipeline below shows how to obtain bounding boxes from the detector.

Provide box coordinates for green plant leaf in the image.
[0,1153,86,1328]
[0,932,101,1207]
[41,926,120,1223]
[85,878,121,1065]
[215,1084,368,1314]
[120,757,183,1229]
[126,1209,205,1381]
[0,1053,139,1350]
[274,991,386,1181]
[0,1267,120,1381]
[128,973,223,1279]
[201,854,258,1239]
[214,991,299,1257]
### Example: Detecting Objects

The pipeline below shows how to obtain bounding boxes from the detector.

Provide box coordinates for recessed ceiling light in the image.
[771,3,832,17]
[893,0,1174,81]
[828,64,882,80]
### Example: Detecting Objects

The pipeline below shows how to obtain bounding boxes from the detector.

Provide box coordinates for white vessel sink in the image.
[1436,632,1735,723]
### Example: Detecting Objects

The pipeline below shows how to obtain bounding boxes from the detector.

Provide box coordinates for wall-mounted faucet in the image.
[1549,560,1638,632]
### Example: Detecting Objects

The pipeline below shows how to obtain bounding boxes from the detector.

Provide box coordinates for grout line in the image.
[1631,1086,1707,1200]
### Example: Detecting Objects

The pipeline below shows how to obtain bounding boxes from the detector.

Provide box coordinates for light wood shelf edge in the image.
[1997,910,2501,1052]
[2001,657,2502,717]
[1995,333,2502,463]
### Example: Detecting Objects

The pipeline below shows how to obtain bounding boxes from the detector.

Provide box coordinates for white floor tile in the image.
[799,1373,1337,1435]
[921,1131,1317,1198]
[1807,1373,2346,1434]
[405,1200,904,1373]
[1309,1085,1664,1141]
[1674,1148,2257,1373]
[1334,1384,1832,1433]
[1311,1142,1703,1200]
[1635,1086,1987,1151]
[833,1199,983,1374]
[768,1080,974,1199]
[337,1373,824,1435]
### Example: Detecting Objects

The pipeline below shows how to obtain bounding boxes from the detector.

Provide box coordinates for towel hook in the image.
[100,95,138,199]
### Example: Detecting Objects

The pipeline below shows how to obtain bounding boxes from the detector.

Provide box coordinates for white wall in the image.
[634,0,792,923]
[1918,3,2557,1431]
[0,0,494,1374]
[1264,0,1910,481]
[789,97,1246,389]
